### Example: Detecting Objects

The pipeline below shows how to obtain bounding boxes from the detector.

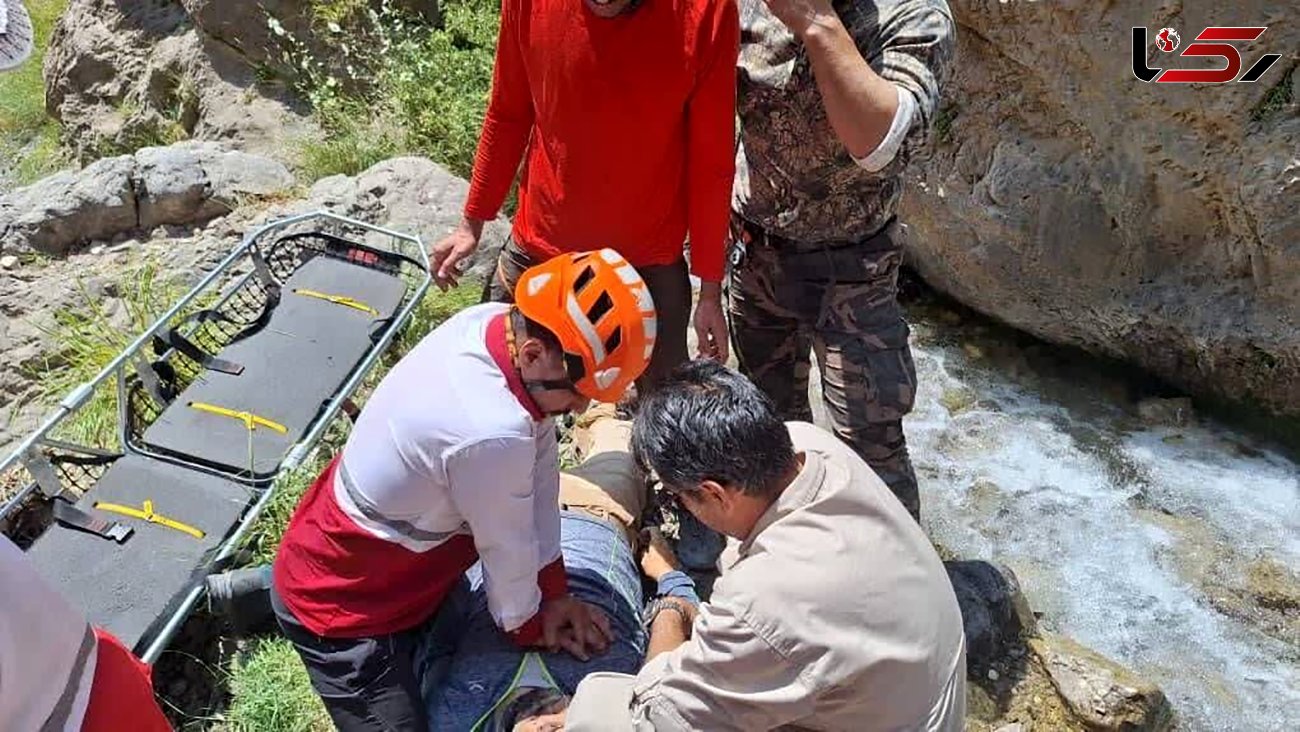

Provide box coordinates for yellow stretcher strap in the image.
[189,401,288,434]
[94,499,206,539]
[293,288,379,316]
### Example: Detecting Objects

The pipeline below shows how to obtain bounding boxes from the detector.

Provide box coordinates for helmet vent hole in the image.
[573,265,596,294]
[604,327,622,355]
[587,292,614,324]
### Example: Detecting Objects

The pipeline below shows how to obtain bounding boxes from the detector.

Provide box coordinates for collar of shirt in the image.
[732,449,828,564]
[485,312,546,422]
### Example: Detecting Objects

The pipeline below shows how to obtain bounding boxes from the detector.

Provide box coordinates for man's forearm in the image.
[802,16,898,158]
[646,611,691,662]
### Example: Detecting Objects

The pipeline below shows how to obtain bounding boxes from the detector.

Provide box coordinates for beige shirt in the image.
[567,422,966,732]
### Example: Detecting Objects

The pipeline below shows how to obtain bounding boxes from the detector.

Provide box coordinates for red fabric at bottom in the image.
[81,628,172,732]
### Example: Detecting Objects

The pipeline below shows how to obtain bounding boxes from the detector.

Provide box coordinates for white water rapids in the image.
[808,304,1300,731]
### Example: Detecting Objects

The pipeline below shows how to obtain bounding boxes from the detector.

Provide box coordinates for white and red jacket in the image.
[274,304,566,644]
[0,537,170,731]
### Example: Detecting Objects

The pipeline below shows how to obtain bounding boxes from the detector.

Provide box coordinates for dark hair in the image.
[631,359,796,498]
[499,687,569,729]
[512,307,562,353]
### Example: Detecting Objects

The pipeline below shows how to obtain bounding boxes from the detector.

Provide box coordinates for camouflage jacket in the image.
[731,0,955,246]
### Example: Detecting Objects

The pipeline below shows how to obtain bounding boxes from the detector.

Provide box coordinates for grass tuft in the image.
[0,0,65,136]
[222,638,332,732]
[29,262,188,447]
[1250,64,1295,123]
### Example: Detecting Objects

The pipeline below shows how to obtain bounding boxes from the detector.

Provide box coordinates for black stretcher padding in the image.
[140,255,407,478]
[25,455,251,654]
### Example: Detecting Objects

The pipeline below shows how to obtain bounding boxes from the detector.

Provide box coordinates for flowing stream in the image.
[806,297,1300,731]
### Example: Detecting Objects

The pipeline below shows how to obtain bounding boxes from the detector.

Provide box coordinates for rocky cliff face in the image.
[901,0,1300,415]
[42,0,315,160]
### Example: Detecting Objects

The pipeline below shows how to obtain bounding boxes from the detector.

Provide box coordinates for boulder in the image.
[135,142,295,230]
[0,155,137,255]
[43,0,313,162]
[298,156,511,277]
[946,560,1037,673]
[1029,633,1175,732]
[0,142,292,255]
[901,1,1300,415]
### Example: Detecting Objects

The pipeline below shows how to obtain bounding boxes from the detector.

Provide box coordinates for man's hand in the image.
[540,595,613,662]
[694,282,730,363]
[640,527,682,582]
[429,218,484,291]
[761,0,838,40]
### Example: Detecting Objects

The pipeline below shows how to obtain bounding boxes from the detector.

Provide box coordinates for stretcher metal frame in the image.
[0,211,431,662]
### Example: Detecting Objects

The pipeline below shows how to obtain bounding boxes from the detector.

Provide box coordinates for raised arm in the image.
[766,0,954,169]
[431,0,537,288]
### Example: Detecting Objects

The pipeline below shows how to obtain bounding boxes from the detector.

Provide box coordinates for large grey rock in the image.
[136,142,294,229]
[1030,633,1176,732]
[300,156,511,277]
[0,142,292,255]
[902,1,1300,415]
[43,0,313,162]
[0,155,137,255]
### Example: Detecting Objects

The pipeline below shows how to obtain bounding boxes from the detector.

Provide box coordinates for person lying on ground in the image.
[269,250,660,731]
[413,409,701,731]
[564,359,968,731]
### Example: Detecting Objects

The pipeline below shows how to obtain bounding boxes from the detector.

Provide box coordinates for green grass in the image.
[0,0,65,136]
[292,0,497,181]
[1250,64,1295,123]
[0,0,69,185]
[29,262,189,447]
[934,103,959,144]
[222,638,332,732]
[297,117,401,179]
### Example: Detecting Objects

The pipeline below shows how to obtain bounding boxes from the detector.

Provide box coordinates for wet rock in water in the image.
[946,560,1037,674]
[0,256,18,270]
[940,385,978,414]
[1246,557,1300,612]
[1137,397,1196,427]
[1030,633,1175,732]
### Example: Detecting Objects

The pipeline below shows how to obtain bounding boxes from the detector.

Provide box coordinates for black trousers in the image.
[270,585,427,732]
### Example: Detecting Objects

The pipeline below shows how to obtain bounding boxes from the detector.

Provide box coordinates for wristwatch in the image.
[643,597,694,630]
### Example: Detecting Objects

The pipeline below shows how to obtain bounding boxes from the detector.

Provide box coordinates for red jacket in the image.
[464,0,739,282]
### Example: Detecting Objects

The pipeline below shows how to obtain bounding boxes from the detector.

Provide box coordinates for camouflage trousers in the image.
[728,220,921,521]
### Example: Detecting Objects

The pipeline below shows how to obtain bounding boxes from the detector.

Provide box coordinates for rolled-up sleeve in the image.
[568,599,814,731]
[871,3,956,169]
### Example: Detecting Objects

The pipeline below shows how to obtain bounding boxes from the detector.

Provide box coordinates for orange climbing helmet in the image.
[514,249,658,403]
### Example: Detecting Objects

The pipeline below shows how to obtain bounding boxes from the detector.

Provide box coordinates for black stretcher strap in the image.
[52,500,133,544]
[155,317,246,376]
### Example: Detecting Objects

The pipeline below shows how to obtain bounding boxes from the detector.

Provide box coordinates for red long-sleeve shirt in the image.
[464,0,739,282]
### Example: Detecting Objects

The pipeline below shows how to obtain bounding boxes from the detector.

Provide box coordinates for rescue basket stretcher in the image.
[0,211,430,662]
